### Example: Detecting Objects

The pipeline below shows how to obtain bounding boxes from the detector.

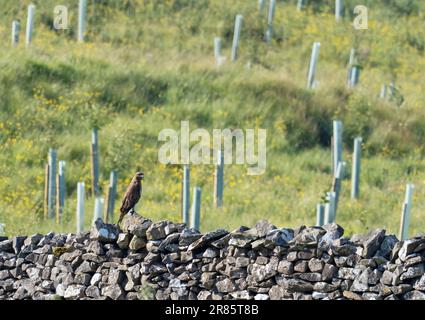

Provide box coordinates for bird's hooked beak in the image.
[136,172,144,180]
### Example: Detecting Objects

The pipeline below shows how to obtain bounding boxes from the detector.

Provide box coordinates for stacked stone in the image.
[0,218,149,300]
[0,216,424,300]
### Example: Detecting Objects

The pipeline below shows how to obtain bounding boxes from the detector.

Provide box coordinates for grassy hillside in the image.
[1,0,425,237]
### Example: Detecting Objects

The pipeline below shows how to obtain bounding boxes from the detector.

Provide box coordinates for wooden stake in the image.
[349,66,360,88]
[59,160,66,199]
[56,160,66,224]
[47,149,57,219]
[332,161,346,215]
[351,137,362,199]
[93,197,104,224]
[324,191,336,224]
[399,184,414,240]
[182,165,190,225]
[265,0,276,43]
[258,0,266,12]
[56,174,61,224]
[104,171,117,223]
[214,37,225,66]
[77,182,85,233]
[297,0,307,11]
[231,15,243,62]
[380,84,387,99]
[25,4,35,47]
[333,120,343,177]
[316,204,325,226]
[78,0,87,42]
[12,20,20,46]
[44,163,50,220]
[214,150,224,208]
[190,187,201,231]
[331,136,334,174]
[335,0,344,22]
[307,42,320,89]
[90,128,100,197]
[347,48,356,84]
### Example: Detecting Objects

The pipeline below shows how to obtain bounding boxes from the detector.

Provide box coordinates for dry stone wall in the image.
[1,215,425,300]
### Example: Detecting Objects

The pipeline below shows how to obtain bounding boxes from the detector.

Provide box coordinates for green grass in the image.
[1,0,425,238]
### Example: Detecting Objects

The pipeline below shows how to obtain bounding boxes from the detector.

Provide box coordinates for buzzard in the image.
[117,172,144,225]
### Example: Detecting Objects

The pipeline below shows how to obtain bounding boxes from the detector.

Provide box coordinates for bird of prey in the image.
[117,172,144,225]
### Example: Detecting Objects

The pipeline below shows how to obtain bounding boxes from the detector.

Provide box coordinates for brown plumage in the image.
[117,172,144,225]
